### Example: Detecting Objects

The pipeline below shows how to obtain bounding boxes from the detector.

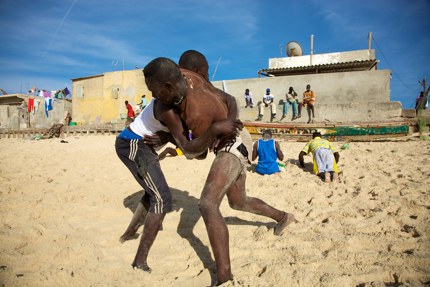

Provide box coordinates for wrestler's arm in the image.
[156,106,239,159]
[216,89,238,120]
[251,141,258,161]
[299,151,307,168]
[275,141,284,161]
[334,152,340,163]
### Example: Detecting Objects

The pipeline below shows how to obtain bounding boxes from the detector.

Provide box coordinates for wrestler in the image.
[118,50,237,245]
[143,57,295,285]
[116,91,239,272]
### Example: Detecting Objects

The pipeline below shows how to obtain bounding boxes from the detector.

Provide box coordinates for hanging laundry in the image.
[45,98,53,117]
[43,90,50,98]
[28,98,35,113]
[54,90,64,99]
[64,87,71,99]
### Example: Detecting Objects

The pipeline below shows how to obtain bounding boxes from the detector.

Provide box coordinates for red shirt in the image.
[126,104,135,118]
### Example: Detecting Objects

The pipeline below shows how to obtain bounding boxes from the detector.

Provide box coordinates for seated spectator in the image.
[257,88,276,122]
[244,88,254,108]
[298,131,340,182]
[252,129,284,175]
[282,86,299,121]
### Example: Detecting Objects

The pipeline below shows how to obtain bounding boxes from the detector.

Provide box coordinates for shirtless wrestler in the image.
[143,57,295,285]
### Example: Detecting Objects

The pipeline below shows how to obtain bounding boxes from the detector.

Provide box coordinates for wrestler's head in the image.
[312,131,321,139]
[179,50,209,81]
[143,57,187,106]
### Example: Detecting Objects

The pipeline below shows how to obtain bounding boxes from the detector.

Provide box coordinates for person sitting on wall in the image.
[256,88,276,122]
[244,88,254,108]
[298,131,340,183]
[281,86,299,121]
[252,129,284,175]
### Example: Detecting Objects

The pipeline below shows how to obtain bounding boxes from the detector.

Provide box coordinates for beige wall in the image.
[71,68,401,125]
[213,69,403,123]
[72,70,152,125]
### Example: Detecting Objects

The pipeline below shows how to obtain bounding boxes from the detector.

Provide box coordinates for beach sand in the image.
[0,134,429,286]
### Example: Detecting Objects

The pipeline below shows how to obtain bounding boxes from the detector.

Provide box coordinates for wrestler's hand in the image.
[211,119,242,138]
[143,131,173,146]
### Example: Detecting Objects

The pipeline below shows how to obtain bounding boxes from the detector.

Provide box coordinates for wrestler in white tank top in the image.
[129,99,169,137]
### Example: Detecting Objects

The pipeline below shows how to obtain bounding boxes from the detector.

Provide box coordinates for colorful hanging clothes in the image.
[45,98,53,117]
[43,91,51,98]
[28,98,35,113]
[64,87,71,99]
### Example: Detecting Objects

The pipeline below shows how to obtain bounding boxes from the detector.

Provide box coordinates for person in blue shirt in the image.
[252,129,284,175]
[139,94,148,110]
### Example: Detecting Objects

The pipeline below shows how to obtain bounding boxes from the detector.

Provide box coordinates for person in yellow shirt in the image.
[302,84,316,123]
[298,132,340,182]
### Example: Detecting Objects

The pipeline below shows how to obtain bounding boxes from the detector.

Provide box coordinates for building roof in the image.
[258,59,379,77]
[71,74,104,82]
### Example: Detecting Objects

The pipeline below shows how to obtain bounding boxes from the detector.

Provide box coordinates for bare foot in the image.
[274,212,295,236]
[132,262,152,273]
[332,172,339,182]
[119,229,139,243]
[324,172,331,183]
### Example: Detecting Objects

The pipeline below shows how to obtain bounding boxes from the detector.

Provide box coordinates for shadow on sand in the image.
[123,187,274,285]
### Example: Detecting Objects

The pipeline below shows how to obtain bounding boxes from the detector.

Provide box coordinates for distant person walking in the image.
[125,100,135,123]
[415,91,428,112]
[139,95,148,110]
[302,84,316,123]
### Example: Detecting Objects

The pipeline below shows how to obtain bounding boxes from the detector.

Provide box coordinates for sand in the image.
[0,134,429,286]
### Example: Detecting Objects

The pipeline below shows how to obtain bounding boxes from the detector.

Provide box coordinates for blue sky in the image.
[0,0,429,108]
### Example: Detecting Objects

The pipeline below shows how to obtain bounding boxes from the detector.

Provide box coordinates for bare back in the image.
[179,69,228,139]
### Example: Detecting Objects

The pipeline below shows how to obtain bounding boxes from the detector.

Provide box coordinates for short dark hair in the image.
[179,50,208,72]
[262,129,272,136]
[143,57,182,83]
[312,131,321,138]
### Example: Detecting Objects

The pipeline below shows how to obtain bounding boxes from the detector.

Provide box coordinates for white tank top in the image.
[129,99,169,137]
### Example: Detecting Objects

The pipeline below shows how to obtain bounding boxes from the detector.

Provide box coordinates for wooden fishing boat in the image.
[243,121,411,141]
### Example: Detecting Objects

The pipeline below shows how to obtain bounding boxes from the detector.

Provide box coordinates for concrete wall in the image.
[213,69,402,123]
[0,94,72,129]
[72,70,152,125]
[69,67,401,125]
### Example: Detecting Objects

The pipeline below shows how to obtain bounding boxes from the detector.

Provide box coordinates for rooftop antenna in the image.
[279,44,283,57]
[368,32,373,59]
[112,60,118,70]
[310,34,314,65]
[212,57,221,81]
